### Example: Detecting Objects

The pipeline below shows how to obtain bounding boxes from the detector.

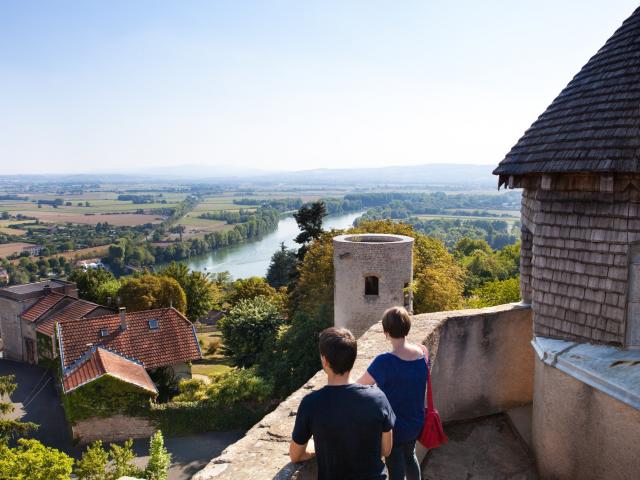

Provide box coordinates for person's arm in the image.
[381,430,393,458]
[290,397,314,463]
[289,439,315,463]
[358,355,383,386]
[356,370,376,385]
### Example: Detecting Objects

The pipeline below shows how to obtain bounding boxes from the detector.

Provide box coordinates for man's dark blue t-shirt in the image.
[291,383,396,480]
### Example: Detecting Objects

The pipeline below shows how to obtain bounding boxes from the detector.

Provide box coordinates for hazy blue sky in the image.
[1,1,637,174]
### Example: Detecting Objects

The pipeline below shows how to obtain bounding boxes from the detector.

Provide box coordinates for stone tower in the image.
[333,233,413,337]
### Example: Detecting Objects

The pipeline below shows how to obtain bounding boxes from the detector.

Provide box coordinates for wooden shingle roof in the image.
[494,7,640,180]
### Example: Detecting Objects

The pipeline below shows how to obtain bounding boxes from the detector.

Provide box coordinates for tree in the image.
[226,277,276,306]
[162,263,220,321]
[160,262,189,287]
[145,431,171,480]
[293,201,327,259]
[109,439,141,479]
[0,375,37,441]
[74,438,141,479]
[219,296,285,367]
[68,268,116,303]
[74,441,109,480]
[118,275,187,313]
[467,277,521,308]
[0,439,74,480]
[453,237,492,258]
[184,271,219,321]
[94,279,121,306]
[266,243,298,289]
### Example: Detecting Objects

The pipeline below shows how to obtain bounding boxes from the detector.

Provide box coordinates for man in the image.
[289,327,396,479]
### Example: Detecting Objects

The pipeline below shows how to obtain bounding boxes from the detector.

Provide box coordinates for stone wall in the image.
[532,356,640,479]
[521,179,640,345]
[193,303,533,480]
[0,296,37,361]
[71,414,156,445]
[333,234,414,337]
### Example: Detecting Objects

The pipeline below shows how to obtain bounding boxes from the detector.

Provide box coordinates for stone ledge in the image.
[194,303,532,480]
[532,336,640,410]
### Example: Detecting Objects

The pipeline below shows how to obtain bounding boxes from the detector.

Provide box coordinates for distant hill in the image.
[0,163,499,188]
[251,164,497,188]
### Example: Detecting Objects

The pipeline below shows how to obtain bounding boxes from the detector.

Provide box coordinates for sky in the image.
[0,1,638,175]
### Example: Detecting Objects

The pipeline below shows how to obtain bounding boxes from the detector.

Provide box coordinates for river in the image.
[183,211,363,279]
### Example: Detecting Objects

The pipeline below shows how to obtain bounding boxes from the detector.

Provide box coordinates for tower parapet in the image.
[333,233,413,337]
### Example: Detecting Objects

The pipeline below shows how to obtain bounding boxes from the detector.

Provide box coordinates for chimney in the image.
[43,284,51,295]
[119,307,127,331]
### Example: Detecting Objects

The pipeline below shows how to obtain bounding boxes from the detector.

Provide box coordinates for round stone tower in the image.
[333,233,414,337]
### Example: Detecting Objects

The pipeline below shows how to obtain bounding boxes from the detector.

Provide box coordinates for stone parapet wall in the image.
[194,303,533,480]
[71,414,156,445]
[532,355,640,479]
[522,185,638,344]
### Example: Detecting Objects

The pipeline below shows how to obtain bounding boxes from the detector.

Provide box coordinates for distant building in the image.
[21,245,43,256]
[0,268,8,285]
[75,258,106,271]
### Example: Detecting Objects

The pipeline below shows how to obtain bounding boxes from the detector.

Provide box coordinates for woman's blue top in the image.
[367,351,428,444]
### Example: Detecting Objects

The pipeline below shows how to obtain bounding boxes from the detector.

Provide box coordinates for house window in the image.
[365,276,379,296]
[99,328,109,337]
[148,319,159,330]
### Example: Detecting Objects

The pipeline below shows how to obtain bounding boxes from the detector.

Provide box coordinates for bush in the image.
[218,297,285,367]
[205,338,221,356]
[466,276,521,308]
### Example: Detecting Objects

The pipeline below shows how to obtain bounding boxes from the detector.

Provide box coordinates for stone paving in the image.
[423,414,538,480]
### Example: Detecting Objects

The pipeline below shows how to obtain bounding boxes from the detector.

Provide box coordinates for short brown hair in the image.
[382,306,411,338]
[318,327,357,375]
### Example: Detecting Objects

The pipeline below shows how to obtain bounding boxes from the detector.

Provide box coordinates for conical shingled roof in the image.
[494,7,640,179]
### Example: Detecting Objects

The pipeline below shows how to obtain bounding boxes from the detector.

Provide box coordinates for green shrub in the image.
[205,338,221,356]
[218,296,284,367]
[62,375,152,422]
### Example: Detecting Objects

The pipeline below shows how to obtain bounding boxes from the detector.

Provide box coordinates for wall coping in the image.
[532,336,640,410]
[193,302,529,480]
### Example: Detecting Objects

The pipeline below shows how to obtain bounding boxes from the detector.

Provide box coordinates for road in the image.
[0,359,244,479]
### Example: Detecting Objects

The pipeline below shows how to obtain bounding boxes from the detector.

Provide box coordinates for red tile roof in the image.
[21,292,66,322]
[35,299,102,337]
[62,347,157,394]
[58,307,201,370]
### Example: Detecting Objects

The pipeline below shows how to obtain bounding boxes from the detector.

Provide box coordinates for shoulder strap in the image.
[420,345,434,411]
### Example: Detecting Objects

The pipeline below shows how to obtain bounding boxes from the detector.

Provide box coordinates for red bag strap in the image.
[420,345,434,411]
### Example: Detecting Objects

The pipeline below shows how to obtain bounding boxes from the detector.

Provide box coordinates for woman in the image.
[358,306,428,480]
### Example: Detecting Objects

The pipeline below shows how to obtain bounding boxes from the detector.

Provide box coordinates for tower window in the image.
[365,276,379,296]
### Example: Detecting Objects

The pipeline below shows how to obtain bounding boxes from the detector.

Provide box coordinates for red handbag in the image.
[418,346,448,449]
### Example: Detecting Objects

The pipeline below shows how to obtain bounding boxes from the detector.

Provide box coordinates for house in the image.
[22,245,43,256]
[0,280,78,362]
[75,258,106,271]
[57,306,202,392]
